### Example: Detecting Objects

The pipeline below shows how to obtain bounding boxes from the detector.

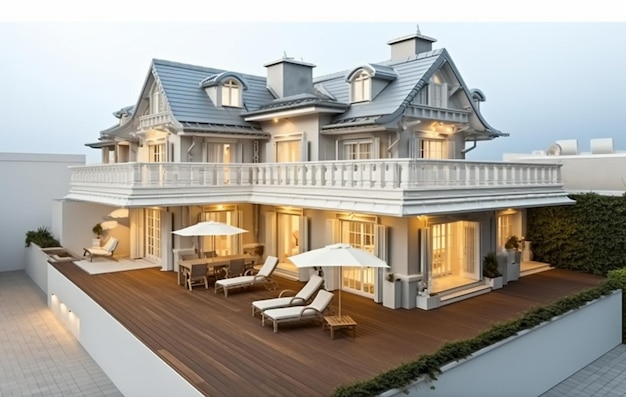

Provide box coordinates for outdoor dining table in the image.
[177,254,256,286]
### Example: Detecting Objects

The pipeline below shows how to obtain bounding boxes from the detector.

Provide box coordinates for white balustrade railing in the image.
[138,112,172,129]
[69,159,562,191]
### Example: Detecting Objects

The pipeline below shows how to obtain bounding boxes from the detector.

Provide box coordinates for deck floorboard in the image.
[51,263,604,397]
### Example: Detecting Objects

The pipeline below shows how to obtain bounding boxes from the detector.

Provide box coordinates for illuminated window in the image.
[351,71,371,102]
[221,79,241,107]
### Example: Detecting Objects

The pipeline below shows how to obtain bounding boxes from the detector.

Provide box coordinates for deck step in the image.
[521,263,554,277]
[273,266,300,281]
[439,284,492,306]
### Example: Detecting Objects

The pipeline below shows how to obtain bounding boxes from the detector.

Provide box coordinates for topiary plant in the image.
[92,223,103,238]
[482,252,502,278]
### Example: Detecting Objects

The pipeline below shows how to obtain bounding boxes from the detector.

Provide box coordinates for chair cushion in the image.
[263,306,318,321]
[252,297,305,312]
[86,248,112,256]
[215,276,255,288]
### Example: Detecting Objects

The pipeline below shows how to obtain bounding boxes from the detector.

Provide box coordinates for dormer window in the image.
[345,64,396,104]
[200,72,248,109]
[351,71,371,103]
[221,79,241,107]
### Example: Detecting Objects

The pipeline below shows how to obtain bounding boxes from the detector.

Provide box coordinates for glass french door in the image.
[340,220,375,297]
[201,210,238,256]
[145,208,161,262]
[430,221,479,292]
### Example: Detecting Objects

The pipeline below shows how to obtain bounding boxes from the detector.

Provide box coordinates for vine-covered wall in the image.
[527,193,626,275]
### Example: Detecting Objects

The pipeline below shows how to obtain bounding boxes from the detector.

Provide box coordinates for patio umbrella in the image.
[288,243,389,318]
[172,221,248,258]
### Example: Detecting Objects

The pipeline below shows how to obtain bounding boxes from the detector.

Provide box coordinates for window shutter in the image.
[374,224,388,303]
[298,216,310,281]
[130,208,144,259]
[264,212,277,258]
[232,210,243,254]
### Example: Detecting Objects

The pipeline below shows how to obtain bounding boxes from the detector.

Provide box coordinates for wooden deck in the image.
[51,263,604,397]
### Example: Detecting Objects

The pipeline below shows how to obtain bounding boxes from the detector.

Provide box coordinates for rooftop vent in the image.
[546,139,578,156]
[590,138,614,154]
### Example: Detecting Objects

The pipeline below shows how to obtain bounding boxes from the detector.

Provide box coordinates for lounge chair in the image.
[186,263,209,291]
[251,275,324,317]
[261,289,334,333]
[214,256,278,297]
[83,237,119,262]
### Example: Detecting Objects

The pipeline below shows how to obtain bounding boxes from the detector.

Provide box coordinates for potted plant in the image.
[92,223,103,247]
[504,235,521,281]
[482,252,503,289]
[382,272,402,309]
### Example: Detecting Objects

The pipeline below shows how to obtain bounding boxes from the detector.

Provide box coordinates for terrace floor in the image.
[50,262,605,397]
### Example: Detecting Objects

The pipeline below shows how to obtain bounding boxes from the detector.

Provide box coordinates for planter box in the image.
[485,276,503,290]
[506,250,521,282]
[383,279,402,309]
[416,294,440,310]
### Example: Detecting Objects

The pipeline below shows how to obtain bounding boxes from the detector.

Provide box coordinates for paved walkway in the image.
[0,271,123,397]
[541,344,626,397]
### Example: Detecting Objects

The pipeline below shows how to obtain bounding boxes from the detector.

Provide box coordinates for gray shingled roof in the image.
[315,48,503,137]
[153,59,273,128]
[102,45,502,138]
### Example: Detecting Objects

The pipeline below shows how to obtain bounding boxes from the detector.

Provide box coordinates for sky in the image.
[1,2,625,164]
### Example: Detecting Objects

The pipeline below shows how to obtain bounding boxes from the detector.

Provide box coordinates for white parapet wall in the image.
[47,265,203,397]
[381,290,622,397]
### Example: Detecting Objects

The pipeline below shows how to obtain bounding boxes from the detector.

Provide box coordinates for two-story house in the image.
[62,28,573,309]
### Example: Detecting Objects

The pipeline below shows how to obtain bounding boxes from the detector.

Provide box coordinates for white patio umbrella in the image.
[172,221,248,258]
[288,243,389,318]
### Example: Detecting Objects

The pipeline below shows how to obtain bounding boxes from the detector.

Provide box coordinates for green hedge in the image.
[25,226,60,248]
[332,278,623,397]
[527,193,626,276]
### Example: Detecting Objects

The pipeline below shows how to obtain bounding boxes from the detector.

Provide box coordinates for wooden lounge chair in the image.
[251,275,324,317]
[83,237,119,262]
[186,263,209,291]
[261,289,334,333]
[214,256,278,297]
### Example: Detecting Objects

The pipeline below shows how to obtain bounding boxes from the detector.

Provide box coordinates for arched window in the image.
[221,79,241,107]
[351,71,371,102]
[150,83,165,114]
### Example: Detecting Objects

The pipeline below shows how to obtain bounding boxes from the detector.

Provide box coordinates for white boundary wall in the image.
[47,264,203,397]
[0,152,84,272]
[382,290,622,397]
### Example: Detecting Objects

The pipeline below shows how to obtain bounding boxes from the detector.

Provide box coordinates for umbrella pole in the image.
[339,270,342,318]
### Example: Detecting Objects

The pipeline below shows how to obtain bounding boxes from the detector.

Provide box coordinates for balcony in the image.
[138,111,173,130]
[66,159,572,215]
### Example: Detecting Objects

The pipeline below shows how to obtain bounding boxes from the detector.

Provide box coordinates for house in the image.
[59,27,573,310]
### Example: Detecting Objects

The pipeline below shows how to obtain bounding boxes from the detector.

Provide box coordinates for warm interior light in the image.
[273,118,279,123]
[108,208,129,219]
[100,220,118,230]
